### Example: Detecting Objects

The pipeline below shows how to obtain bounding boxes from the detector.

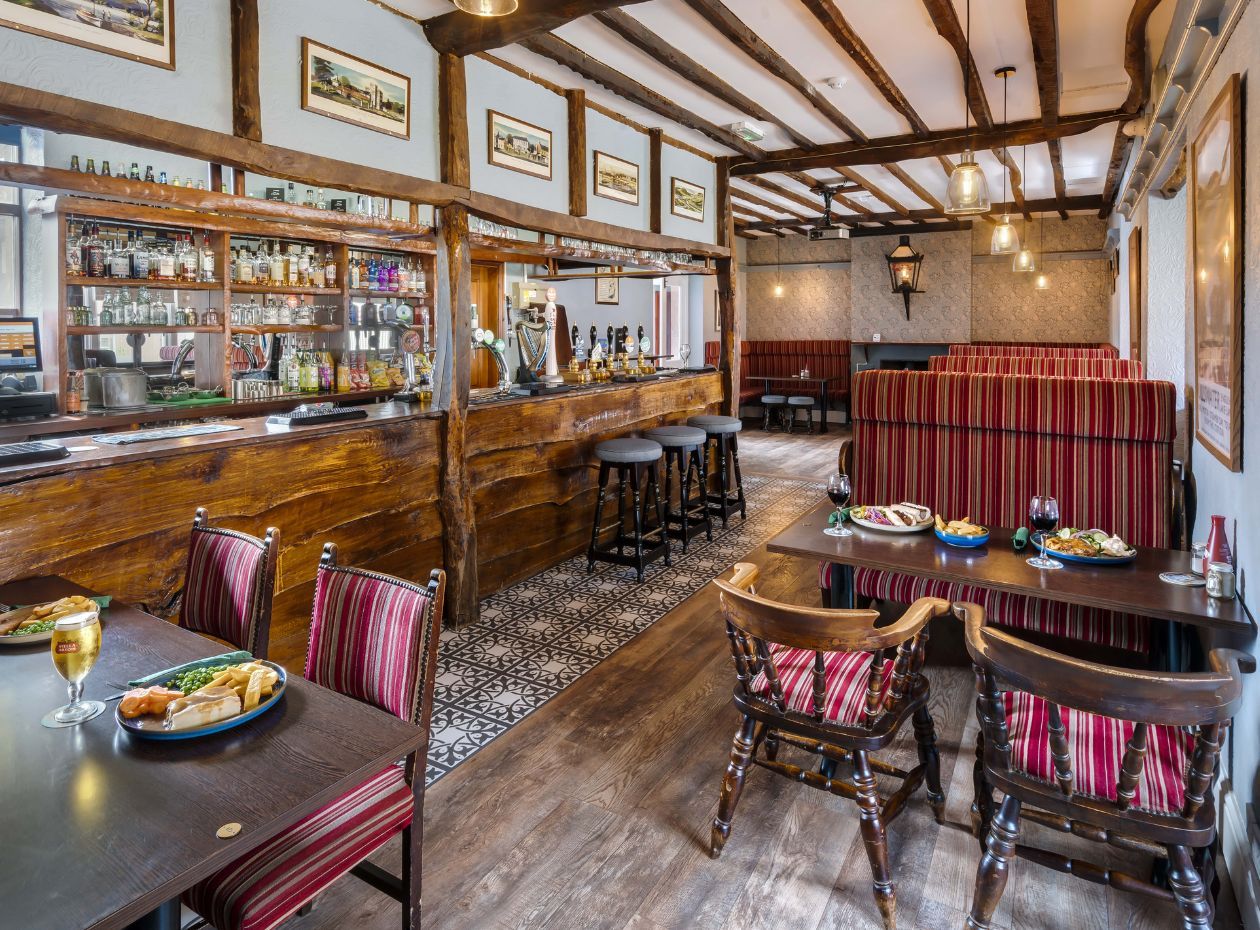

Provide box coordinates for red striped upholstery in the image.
[1004,691,1193,815]
[182,527,269,655]
[929,355,1146,379]
[704,339,852,406]
[182,766,414,930]
[306,565,433,721]
[949,344,1119,358]
[750,645,893,724]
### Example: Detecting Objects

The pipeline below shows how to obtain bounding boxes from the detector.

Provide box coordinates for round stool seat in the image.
[646,425,707,449]
[761,394,787,405]
[787,396,814,407]
[688,414,742,435]
[595,437,663,464]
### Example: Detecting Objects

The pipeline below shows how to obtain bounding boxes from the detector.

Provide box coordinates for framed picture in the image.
[596,266,619,305]
[1190,73,1244,472]
[488,111,552,179]
[302,38,410,140]
[594,151,639,205]
[0,0,175,69]
[670,177,705,222]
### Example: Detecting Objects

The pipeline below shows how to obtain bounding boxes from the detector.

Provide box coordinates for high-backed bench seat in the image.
[929,356,1146,378]
[948,343,1120,358]
[705,339,852,414]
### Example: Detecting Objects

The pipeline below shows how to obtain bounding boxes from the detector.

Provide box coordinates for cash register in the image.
[0,319,57,421]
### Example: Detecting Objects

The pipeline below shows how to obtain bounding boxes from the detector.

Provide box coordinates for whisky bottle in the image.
[157,239,176,281]
[323,248,336,288]
[254,240,270,283]
[199,233,215,282]
[269,240,283,283]
[286,245,299,286]
[180,234,198,281]
[66,223,83,275]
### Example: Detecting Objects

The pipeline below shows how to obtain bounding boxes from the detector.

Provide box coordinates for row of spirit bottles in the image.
[347,252,427,294]
[68,156,205,190]
[68,223,215,282]
[230,240,337,288]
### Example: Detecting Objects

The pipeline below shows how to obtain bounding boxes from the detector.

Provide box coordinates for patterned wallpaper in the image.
[970,214,1109,254]
[746,236,851,264]
[744,266,851,339]
[852,230,972,343]
[970,259,1112,342]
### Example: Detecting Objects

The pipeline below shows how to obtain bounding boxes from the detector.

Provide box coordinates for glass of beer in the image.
[47,609,105,726]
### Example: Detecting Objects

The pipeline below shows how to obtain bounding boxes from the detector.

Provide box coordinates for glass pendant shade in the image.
[944,153,991,215]
[773,283,784,297]
[455,0,518,15]
[1034,271,1050,290]
[1012,248,1037,273]
[990,216,1019,254]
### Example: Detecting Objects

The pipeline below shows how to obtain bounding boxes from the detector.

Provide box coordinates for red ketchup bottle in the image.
[1205,514,1233,566]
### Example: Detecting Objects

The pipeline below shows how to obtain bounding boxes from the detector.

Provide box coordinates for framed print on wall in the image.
[596,267,619,305]
[1190,73,1244,472]
[302,38,410,139]
[488,111,553,179]
[670,177,705,221]
[593,151,639,205]
[0,0,175,69]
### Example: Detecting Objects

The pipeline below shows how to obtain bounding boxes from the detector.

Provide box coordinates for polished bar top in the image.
[467,369,718,410]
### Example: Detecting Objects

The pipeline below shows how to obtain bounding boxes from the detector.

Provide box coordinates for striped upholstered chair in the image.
[960,602,1253,929]
[180,508,280,658]
[183,544,446,930]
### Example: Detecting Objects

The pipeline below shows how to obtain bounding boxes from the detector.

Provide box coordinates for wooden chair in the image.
[179,507,279,658]
[711,562,951,930]
[183,545,446,930]
[959,601,1254,930]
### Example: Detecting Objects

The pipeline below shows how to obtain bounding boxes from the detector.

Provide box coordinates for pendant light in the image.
[454,0,519,15]
[990,67,1019,254]
[1033,212,1050,289]
[773,236,784,297]
[1012,141,1037,272]
[945,0,991,215]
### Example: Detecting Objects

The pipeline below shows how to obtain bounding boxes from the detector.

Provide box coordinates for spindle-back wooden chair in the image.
[711,562,951,930]
[959,601,1253,930]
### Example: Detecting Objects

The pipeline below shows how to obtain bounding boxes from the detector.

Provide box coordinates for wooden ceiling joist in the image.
[680,0,866,141]
[518,34,764,159]
[834,167,909,216]
[1025,0,1060,127]
[1046,138,1069,219]
[423,0,648,56]
[742,176,853,226]
[730,187,813,223]
[782,171,873,217]
[922,0,994,130]
[738,193,1101,230]
[592,9,815,149]
[884,164,945,213]
[1122,0,1164,113]
[993,147,1031,220]
[1097,125,1131,218]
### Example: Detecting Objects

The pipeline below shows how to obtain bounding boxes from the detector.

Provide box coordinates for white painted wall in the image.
[42,131,210,186]
[586,109,650,231]
[1145,189,1186,400]
[660,145,716,244]
[548,276,654,355]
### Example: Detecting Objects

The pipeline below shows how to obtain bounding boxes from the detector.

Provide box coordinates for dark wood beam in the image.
[716,253,741,416]
[734,229,759,239]
[230,0,261,142]
[884,164,945,212]
[1097,124,1131,217]
[798,0,931,137]
[784,171,873,216]
[648,127,662,233]
[439,53,470,188]
[1025,0,1060,126]
[737,193,1101,229]
[993,147,1031,220]
[835,167,909,215]
[423,0,648,56]
[1122,0,1163,113]
[518,34,764,159]
[729,109,1125,175]
[848,220,972,237]
[567,88,587,216]
[1046,137,1068,218]
[735,217,784,237]
[593,9,815,149]
[716,156,732,249]
[680,0,866,140]
[742,176,850,225]
[731,187,813,223]
[922,0,993,130]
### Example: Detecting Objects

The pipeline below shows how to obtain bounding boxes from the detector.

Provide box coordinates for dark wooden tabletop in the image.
[768,501,1254,636]
[761,375,831,383]
[0,576,425,930]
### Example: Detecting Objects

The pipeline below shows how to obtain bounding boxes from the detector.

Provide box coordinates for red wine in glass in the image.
[825,473,853,537]
[1027,495,1063,569]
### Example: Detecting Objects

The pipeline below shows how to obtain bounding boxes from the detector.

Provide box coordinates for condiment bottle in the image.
[1205,515,1233,566]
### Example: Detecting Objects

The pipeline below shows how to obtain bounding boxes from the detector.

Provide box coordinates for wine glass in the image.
[1026,495,1063,570]
[824,473,853,537]
[42,608,106,728]
[679,343,692,369]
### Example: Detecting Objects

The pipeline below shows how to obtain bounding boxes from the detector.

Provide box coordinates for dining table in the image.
[0,576,426,930]
[761,375,835,433]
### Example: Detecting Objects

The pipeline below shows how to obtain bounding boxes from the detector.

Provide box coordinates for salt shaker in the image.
[1190,542,1208,576]
[1206,562,1236,599]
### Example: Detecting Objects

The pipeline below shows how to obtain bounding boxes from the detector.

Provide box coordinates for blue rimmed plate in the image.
[1034,539,1137,566]
[934,527,990,548]
[116,661,287,740]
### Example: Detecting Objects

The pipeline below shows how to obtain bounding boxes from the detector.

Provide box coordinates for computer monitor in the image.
[0,319,43,373]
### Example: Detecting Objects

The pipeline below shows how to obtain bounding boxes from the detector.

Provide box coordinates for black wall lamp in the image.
[885,235,923,318]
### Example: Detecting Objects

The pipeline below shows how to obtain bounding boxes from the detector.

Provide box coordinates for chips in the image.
[21,595,96,629]
[934,514,987,537]
[192,661,279,706]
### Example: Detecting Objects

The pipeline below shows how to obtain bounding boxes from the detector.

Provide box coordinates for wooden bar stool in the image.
[688,414,747,527]
[760,394,787,431]
[587,437,671,582]
[786,395,815,433]
[645,425,713,553]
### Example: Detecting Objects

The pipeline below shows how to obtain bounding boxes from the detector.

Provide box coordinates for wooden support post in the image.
[209,163,224,194]
[648,127,662,234]
[716,253,739,419]
[230,0,262,142]
[232,170,246,197]
[567,89,587,217]
[439,53,471,189]
[715,156,731,249]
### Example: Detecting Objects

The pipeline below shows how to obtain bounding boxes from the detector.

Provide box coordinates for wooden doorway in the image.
[471,262,503,390]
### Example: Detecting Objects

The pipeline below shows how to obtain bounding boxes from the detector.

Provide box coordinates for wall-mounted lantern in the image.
[885,235,923,318]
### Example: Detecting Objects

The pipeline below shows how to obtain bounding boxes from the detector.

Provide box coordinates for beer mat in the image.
[1160,572,1207,587]
[92,424,242,445]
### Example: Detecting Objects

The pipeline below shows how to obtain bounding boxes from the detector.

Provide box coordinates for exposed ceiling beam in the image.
[849,220,972,237]
[885,164,945,213]
[1097,124,1131,218]
[593,9,815,149]
[734,204,789,226]
[517,34,764,159]
[737,193,1101,229]
[921,0,993,130]
[783,170,873,216]
[734,216,784,237]
[731,187,814,223]
[1046,137,1068,219]
[680,0,867,141]
[834,167,909,216]
[423,0,648,56]
[797,0,931,137]
[741,176,857,225]
[728,109,1125,175]
[1122,0,1163,113]
[993,147,1031,220]
[1025,0,1060,127]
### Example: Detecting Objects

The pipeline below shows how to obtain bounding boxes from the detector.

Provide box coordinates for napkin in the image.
[1012,528,1030,551]
[827,507,854,526]
[127,651,252,687]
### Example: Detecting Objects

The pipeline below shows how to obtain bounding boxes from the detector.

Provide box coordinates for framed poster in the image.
[670,177,705,221]
[1190,73,1243,472]
[594,151,639,205]
[488,111,552,179]
[595,266,619,305]
[0,0,175,69]
[1128,227,1142,364]
[302,38,410,139]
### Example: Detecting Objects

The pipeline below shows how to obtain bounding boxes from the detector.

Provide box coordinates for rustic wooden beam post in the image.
[715,157,739,417]
[715,155,731,249]
[648,127,663,233]
[567,89,587,217]
[230,0,262,142]
[436,51,478,628]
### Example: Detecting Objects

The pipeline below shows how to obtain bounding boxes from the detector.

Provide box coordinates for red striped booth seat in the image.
[948,343,1120,358]
[928,355,1145,379]
[181,509,277,658]
[828,370,1176,652]
[750,644,894,725]
[705,339,852,408]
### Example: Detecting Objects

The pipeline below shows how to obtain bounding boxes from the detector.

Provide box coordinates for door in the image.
[470,262,503,389]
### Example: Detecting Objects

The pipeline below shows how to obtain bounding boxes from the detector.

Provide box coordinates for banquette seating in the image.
[703,339,852,420]
[929,355,1146,378]
[949,343,1120,358]
[826,369,1177,654]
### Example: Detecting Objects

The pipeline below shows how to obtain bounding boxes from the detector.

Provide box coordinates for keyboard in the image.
[0,441,71,467]
[267,404,369,427]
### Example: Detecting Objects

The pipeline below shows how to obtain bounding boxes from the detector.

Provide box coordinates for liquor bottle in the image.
[180,234,198,281]
[316,188,327,210]
[132,236,151,280]
[388,261,399,293]
[158,171,168,184]
[303,188,315,208]
[397,259,410,293]
[286,245,299,286]
[129,163,140,180]
[348,255,361,289]
[109,233,131,278]
[286,182,297,205]
[199,233,215,282]
[70,155,81,172]
[323,248,336,288]
[101,160,111,177]
[156,239,176,281]
[297,247,311,287]
[85,158,96,175]
[115,162,126,178]
[254,240,270,283]
[171,177,182,188]
[66,223,83,275]
[88,225,107,278]
[66,371,82,413]
[269,240,283,284]
[284,340,301,393]
[144,165,155,183]
[416,262,426,295]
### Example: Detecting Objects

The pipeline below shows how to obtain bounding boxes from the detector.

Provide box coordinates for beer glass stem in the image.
[67,680,83,711]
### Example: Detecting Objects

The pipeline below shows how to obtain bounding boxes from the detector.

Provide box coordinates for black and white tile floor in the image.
[426,473,822,784]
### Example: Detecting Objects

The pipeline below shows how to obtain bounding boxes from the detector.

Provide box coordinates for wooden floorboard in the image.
[282,430,1243,930]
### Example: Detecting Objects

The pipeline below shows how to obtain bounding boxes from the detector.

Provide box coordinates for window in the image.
[0,127,20,314]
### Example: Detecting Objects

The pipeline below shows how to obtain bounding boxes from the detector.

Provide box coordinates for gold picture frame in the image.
[0,0,175,69]
[302,38,411,140]
[488,110,553,180]
[593,151,639,205]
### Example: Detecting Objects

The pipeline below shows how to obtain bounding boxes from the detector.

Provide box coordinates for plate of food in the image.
[849,503,934,533]
[933,515,990,548]
[0,595,109,647]
[1036,528,1137,565]
[117,659,286,740]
